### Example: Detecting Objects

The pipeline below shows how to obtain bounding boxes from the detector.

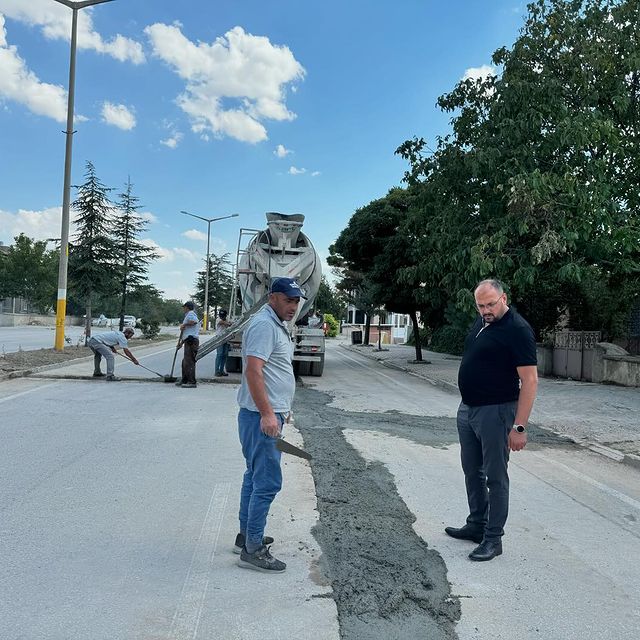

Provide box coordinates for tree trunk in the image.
[410,310,423,362]
[84,300,92,345]
[364,312,372,345]
[119,275,127,332]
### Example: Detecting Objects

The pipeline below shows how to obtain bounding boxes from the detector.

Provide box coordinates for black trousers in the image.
[181,336,199,384]
[456,401,517,541]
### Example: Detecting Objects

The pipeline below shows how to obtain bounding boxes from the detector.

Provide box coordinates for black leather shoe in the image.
[444,524,484,544]
[469,540,502,561]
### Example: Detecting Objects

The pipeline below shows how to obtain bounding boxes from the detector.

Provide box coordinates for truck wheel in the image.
[226,355,242,373]
[295,360,311,376]
[310,355,324,376]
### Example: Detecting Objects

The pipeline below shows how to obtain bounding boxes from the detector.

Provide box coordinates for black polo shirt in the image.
[458,308,537,407]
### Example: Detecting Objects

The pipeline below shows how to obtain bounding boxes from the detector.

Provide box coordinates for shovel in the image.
[163,331,183,383]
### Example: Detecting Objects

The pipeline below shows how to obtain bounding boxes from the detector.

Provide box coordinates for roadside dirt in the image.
[0,346,91,373]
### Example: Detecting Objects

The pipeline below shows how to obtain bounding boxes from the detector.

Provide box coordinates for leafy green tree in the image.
[314,276,347,320]
[397,0,640,341]
[113,178,158,331]
[68,161,117,340]
[329,188,427,358]
[193,252,234,328]
[0,234,58,312]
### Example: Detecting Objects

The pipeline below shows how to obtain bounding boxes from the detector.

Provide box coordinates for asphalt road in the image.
[1,340,638,639]
[0,363,336,640]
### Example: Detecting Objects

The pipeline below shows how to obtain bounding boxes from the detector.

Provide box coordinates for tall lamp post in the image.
[180,211,239,330]
[53,0,115,351]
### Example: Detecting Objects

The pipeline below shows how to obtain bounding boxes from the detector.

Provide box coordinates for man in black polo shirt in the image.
[446,279,538,561]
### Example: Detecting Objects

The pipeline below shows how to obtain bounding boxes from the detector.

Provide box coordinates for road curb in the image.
[340,343,640,471]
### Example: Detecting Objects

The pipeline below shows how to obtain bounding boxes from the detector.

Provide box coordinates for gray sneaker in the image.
[238,545,286,573]
[105,375,121,381]
[233,533,275,555]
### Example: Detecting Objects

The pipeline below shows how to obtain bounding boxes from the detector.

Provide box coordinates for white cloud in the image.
[0,14,67,121]
[145,23,305,143]
[140,238,201,264]
[101,101,136,130]
[462,64,496,82]
[160,119,183,149]
[137,211,158,224]
[161,132,183,148]
[311,171,321,177]
[182,229,207,241]
[0,205,65,243]
[274,144,291,158]
[288,166,306,175]
[0,0,145,63]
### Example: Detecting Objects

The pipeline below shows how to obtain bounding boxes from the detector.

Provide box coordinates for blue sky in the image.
[0,0,526,301]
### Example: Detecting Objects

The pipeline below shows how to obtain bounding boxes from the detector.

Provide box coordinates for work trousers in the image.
[456,401,517,541]
[180,336,199,384]
[215,343,230,375]
[88,338,115,375]
[238,408,284,547]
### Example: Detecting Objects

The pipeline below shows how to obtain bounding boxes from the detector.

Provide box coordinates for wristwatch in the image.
[513,424,526,433]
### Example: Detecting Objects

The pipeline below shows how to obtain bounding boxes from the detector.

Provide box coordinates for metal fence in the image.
[553,330,601,381]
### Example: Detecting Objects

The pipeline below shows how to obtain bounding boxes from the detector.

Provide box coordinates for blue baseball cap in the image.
[269,277,307,299]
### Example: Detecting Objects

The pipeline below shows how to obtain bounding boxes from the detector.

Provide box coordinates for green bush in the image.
[138,318,160,339]
[406,326,430,347]
[429,324,467,356]
[323,313,339,337]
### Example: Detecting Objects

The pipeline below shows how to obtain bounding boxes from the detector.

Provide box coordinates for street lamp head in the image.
[52,0,115,9]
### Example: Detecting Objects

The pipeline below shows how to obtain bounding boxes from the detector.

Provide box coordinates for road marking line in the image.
[0,382,60,405]
[169,482,230,640]
[529,450,640,511]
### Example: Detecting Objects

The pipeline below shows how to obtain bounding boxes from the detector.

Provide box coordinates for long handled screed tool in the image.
[116,351,165,379]
[163,331,183,383]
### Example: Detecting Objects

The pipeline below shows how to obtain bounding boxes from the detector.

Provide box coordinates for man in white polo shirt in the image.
[88,327,138,381]
[235,277,305,574]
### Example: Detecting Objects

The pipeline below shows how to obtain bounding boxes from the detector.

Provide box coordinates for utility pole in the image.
[53,0,115,351]
[180,211,239,330]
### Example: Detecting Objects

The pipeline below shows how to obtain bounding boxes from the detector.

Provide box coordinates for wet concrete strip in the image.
[293,387,573,639]
[294,387,461,640]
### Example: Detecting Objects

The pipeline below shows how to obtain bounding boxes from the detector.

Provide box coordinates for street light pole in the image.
[180,211,239,331]
[53,0,115,351]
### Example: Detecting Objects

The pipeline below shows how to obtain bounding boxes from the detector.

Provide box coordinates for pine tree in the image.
[113,178,158,331]
[68,161,116,341]
[193,252,234,328]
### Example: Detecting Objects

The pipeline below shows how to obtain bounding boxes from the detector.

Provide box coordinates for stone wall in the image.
[592,342,640,387]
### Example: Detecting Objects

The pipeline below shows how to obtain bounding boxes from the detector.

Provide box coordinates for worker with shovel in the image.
[88,327,139,381]
[235,277,306,574]
[175,301,200,388]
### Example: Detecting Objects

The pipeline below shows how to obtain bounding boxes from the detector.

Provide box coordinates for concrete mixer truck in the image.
[196,212,325,376]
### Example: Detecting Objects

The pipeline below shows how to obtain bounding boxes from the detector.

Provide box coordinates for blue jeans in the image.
[238,408,284,547]
[215,343,230,374]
